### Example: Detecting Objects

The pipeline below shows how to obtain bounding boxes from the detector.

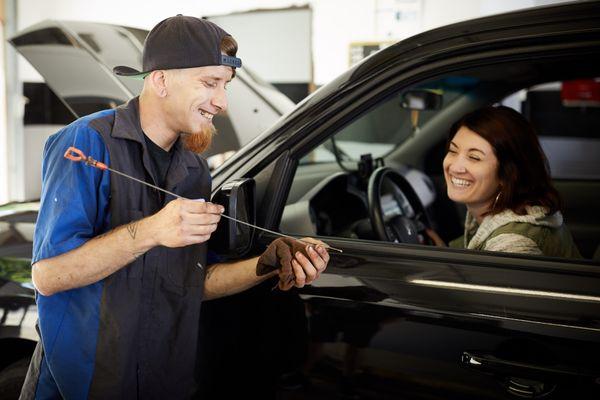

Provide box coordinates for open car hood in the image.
[10,19,294,158]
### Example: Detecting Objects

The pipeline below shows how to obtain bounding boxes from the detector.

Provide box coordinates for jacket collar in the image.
[464,206,563,249]
[112,97,144,143]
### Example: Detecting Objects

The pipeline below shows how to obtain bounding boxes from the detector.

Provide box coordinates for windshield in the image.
[300,77,478,164]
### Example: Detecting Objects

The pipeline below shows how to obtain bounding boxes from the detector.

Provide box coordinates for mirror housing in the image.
[210,178,256,259]
[401,89,443,111]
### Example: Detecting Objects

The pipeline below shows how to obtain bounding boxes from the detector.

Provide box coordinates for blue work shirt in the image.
[32,111,112,399]
[30,109,220,399]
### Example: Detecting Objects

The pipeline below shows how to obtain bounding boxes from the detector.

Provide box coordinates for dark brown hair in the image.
[220,35,238,78]
[447,106,562,216]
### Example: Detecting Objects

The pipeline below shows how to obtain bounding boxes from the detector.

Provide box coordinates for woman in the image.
[431,106,581,258]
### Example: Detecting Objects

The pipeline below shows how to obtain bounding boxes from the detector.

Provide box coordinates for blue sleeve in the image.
[32,122,111,264]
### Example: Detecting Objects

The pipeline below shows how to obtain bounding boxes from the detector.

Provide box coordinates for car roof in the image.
[217,1,600,176]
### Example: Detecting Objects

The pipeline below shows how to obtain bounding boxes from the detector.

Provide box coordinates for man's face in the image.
[163,65,233,152]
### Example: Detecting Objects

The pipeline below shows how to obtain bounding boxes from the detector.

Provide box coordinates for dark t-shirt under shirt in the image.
[143,134,173,188]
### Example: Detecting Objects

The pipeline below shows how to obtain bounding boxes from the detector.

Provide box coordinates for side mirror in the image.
[210,178,256,259]
[401,89,443,111]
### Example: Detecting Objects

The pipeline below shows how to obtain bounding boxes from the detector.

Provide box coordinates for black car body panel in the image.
[200,2,600,399]
[0,204,38,390]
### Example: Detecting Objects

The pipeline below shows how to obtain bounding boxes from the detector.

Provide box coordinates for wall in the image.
[3,0,25,203]
[3,0,572,202]
[16,0,568,86]
[210,7,312,84]
[0,0,7,204]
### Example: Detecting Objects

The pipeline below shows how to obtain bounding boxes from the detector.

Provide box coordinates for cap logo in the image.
[221,55,242,69]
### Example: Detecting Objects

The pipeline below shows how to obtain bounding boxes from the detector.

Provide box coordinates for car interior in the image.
[279,54,600,261]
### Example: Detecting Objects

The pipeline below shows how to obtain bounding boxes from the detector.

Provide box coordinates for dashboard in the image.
[280,166,436,240]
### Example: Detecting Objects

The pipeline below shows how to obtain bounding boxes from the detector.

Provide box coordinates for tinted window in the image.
[502,79,600,180]
[300,77,474,164]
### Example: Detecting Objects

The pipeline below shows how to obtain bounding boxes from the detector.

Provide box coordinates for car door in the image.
[202,3,600,399]
[270,92,600,399]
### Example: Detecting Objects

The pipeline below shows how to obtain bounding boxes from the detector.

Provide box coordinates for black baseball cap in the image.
[113,14,242,79]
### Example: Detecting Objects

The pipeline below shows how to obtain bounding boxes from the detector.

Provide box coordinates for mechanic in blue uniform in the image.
[20,15,330,400]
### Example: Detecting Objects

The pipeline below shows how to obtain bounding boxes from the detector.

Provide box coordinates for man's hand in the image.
[256,237,330,291]
[148,198,224,247]
[278,237,330,291]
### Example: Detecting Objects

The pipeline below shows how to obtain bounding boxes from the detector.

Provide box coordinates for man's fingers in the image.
[182,200,224,215]
[294,251,318,285]
[307,245,328,272]
[182,212,222,225]
[291,258,307,287]
[156,199,223,248]
[180,223,219,237]
[185,234,211,245]
[300,237,326,246]
[317,246,330,263]
[177,224,217,245]
[299,237,333,259]
[257,237,332,291]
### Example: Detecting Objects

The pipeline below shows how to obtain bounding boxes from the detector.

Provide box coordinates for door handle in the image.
[462,351,600,398]
[461,351,597,380]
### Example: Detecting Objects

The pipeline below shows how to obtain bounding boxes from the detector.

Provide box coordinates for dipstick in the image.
[63,146,343,253]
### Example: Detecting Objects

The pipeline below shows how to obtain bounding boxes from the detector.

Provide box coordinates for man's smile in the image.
[198,109,214,121]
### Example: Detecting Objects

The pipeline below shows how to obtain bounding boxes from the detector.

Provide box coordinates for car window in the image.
[501,79,600,180]
[500,78,600,259]
[284,75,482,243]
[281,69,600,261]
[299,77,476,164]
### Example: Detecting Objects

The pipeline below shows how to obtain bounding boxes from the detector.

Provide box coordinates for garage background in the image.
[0,0,568,203]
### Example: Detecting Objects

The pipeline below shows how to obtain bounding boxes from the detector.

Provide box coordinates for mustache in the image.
[182,123,216,153]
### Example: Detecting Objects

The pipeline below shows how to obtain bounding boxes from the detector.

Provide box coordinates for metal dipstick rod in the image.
[63,146,343,253]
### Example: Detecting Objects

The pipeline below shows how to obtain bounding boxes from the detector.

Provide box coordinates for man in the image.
[21,15,329,399]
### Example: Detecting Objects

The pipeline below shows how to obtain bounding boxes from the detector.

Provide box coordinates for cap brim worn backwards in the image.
[113,66,150,80]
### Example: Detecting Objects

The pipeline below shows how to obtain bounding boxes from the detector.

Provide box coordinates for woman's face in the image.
[443,126,501,213]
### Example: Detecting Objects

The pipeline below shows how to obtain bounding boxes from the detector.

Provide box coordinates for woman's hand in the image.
[424,228,447,247]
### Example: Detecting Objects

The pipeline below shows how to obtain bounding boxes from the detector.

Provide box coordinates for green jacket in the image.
[449,206,582,258]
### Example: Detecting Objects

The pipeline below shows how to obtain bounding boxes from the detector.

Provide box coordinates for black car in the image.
[2,2,600,399]
[0,203,38,397]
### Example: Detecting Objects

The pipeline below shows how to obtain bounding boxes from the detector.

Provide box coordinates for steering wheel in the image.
[367,167,431,244]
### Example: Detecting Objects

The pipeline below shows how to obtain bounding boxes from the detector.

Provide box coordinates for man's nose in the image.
[212,86,228,112]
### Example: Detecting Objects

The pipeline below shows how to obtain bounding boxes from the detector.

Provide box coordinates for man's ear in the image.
[148,70,168,97]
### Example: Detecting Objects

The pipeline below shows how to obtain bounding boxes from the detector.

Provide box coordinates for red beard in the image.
[182,123,216,154]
